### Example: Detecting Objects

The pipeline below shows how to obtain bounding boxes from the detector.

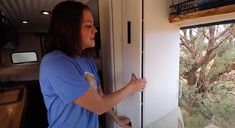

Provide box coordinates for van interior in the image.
[0,0,235,128]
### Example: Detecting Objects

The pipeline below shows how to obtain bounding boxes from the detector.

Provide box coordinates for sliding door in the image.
[122,0,143,128]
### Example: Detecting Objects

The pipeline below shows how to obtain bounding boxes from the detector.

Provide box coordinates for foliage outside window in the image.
[179,23,235,128]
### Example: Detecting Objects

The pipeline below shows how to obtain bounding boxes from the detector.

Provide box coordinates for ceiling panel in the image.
[0,0,98,33]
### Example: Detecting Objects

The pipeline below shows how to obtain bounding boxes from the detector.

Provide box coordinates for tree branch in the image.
[180,35,196,58]
[215,24,235,41]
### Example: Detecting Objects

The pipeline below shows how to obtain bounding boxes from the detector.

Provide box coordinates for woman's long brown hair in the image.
[45,1,91,57]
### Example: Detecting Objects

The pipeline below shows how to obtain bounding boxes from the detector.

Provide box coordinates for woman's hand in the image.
[116,116,131,128]
[127,73,147,93]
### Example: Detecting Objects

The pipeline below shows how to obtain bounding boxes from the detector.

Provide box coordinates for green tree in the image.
[180,24,235,92]
[180,24,235,128]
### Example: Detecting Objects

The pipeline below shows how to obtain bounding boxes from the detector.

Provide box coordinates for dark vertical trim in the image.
[127,21,131,44]
[39,34,44,57]
[0,65,2,91]
[141,0,144,128]
[96,0,101,27]
[0,49,1,65]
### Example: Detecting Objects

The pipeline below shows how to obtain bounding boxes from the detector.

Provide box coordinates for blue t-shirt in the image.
[39,50,100,128]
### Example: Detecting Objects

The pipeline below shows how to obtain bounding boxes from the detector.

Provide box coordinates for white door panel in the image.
[122,0,142,128]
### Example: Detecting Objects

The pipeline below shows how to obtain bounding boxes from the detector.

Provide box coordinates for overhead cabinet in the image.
[169,0,235,23]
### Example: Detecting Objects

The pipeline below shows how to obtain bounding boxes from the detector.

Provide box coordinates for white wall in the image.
[143,0,180,127]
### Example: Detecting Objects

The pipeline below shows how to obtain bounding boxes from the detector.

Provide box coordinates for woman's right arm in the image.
[73,74,146,115]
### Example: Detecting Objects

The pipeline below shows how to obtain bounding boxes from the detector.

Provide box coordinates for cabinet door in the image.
[122,0,143,128]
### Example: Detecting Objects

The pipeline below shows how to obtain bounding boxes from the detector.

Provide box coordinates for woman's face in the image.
[81,10,97,49]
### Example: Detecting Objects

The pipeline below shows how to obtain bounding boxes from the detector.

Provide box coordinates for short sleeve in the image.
[44,56,89,104]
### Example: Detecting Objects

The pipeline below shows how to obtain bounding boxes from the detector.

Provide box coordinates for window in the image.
[179,22,235,128]
[11,51,38,64]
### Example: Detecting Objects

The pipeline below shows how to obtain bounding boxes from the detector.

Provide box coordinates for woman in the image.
[39,1,146,128]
